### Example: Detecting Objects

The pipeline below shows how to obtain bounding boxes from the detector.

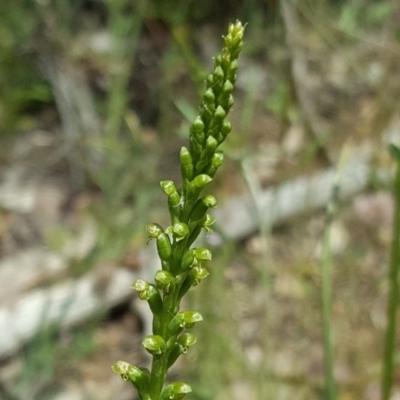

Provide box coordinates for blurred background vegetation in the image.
[1,0,400,399]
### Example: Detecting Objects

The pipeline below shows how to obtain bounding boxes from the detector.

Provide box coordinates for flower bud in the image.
[180,147,193,181]
[227,59,238,82]
[189,195,217,225]
[190,172,212,189]
[201,213,216,234]
[111,360,130,377]
[168,311,203,333]
[211,152,224,168]
[146,223,163,239]
[186,174,212,203]
[203,135,218,157]
[221,120,231,136]
[160,180,177,196]
[206,73,213,88]
[213,66,224,84]
[166,222,189,242]
[112,362,151,392]
[131,280,163,314]
[195,136,219,173]
[214,105,226,121]
[160,382,192,400]
[142,335,165,355]
[222,80,234,95]
[191,116,205,145]
[156,233,172,261]
[203,88,215,108]
[174,222,189,237]
[155,270,174,292]
[168,192,183,221]
[181,249,196,270]
[192,266,209,285]
[191,116,204,134]
[178,333,197,353]
[194,247,212,261]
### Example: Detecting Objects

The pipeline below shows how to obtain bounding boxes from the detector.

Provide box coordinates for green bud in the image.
[226,94,234,111]
[168,192,182,207]
[155,270,174,292]
[191,117,205,145]
[160,382,192,400]
[218,81,234,110]
[192,266,210,285]
[186,174,212,202]
[225,20,245,51]
[201,213,216,234]
[169,311,203,333]
[214,105,226,121]
[211,151,224,168]
[111,360,130,377]
[206,73,213,88]
[204,152,223,176]
[204,135,218,155]
[195,136,218,173]
[112,362,151,392]
[131,280,163,314]
[192,174,212,188]
[156,233,172,261]
[168,193,183,225]
[146,223,163,239]
[131,279,149,293]
[174,222,189,239]
[142,335,165,355]
[181,310,203,328]
[127,365,150,393]
[181,249,196,270]
[189,195,217,225]
[222,80,234,95]
[227,59,238,82]
[203,194,218,208]
[214,54,222,67]
[160,180,177,196]
[213,66,224,83]
[203,88,215,107]
[194,247,212,261]
[180,147,193,181]
[178,333,197,352]
[191,116,204,134]
[221,120,231,136]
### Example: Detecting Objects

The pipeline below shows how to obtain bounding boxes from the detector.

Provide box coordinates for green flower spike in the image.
[114,20,245,400]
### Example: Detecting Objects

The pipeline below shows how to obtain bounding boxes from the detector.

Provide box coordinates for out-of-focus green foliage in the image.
[0,1,52,133]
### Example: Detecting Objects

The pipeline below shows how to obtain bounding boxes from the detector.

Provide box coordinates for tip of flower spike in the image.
[228,20,245,36]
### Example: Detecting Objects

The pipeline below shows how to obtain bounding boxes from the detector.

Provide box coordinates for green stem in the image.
[381,154,400,400]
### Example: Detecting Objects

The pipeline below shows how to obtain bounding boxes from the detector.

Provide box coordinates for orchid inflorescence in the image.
[112,20,245,400]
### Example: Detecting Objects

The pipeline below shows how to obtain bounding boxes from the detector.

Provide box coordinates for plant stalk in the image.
[381,150,400,400]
